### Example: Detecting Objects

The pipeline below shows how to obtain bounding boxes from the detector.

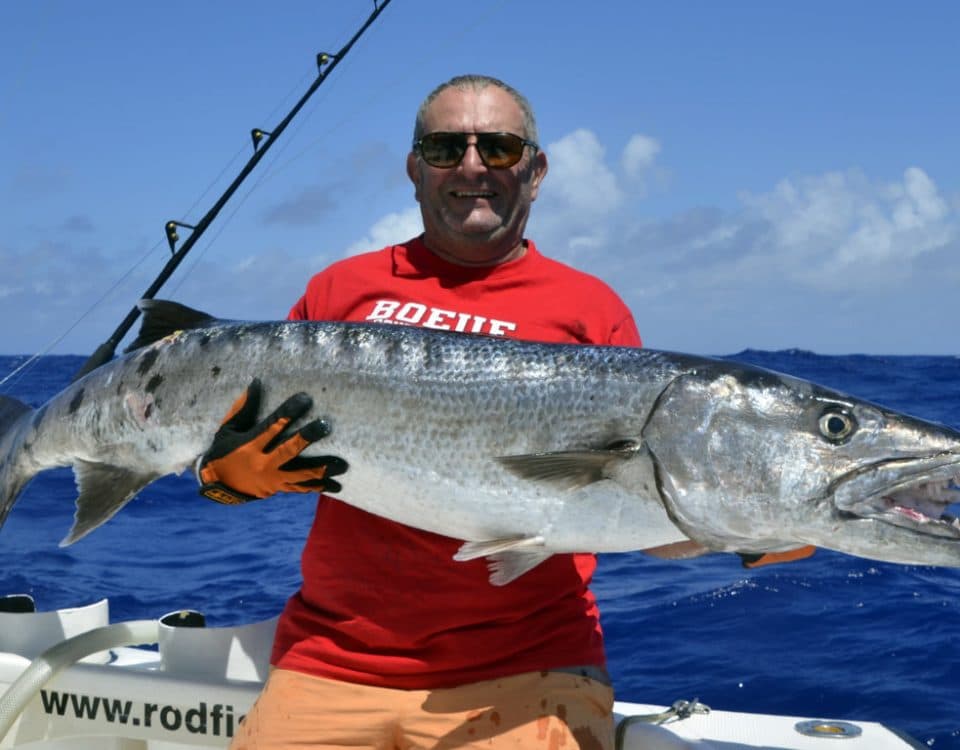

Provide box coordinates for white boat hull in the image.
[0,599,922,749]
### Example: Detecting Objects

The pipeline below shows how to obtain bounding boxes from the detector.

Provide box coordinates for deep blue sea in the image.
[1,352,958,747]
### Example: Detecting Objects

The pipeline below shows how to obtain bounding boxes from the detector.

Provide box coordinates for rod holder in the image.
[165,220,197,254]
[250,128,273,152]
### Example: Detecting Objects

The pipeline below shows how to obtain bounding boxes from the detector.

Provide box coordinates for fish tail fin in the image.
[61,461,161,546]
[0,395,36,529]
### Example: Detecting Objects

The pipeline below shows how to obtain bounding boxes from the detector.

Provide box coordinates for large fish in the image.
[1,300,959,584]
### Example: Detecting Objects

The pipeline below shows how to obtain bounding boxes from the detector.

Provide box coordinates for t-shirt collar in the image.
[392,235,538,279]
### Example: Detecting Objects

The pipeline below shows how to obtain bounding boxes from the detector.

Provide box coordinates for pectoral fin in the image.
[62,461,160,545]
[455,536,551,586]
[496,442,639,491]
[643,540,712,560]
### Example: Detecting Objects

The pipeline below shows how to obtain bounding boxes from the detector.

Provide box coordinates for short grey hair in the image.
[412,74,539,144]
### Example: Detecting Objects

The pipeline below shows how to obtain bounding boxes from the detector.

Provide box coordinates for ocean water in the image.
[1,352,958,747]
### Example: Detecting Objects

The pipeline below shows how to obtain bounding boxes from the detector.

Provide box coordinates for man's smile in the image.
[450,189,496,198]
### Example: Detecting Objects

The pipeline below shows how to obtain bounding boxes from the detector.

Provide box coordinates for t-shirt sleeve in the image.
[288,271,331,321]
[288,294,308,321]
[609,311,642,348]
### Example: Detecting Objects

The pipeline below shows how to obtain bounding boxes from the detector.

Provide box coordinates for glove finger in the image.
[296,477,343,494]
[262,415,331,457]
[267,392,313,423]
[281,455,348,476]
[256,393,314,450]
[261,422,313,459]
[298,418,332,442]
[220,378,263,431]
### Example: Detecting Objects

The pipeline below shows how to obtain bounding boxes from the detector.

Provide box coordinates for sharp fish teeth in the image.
[897,479,960,503]
[878,477,960,537]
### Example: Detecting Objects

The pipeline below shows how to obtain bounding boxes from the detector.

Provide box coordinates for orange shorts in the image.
[229,668,614,750]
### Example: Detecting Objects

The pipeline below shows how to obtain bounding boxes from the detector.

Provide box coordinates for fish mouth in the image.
[835,459,960,541]
[873,478,960,539]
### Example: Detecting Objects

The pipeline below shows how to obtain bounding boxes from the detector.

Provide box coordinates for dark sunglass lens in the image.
[420,133,466,167]
[476,133,525,168]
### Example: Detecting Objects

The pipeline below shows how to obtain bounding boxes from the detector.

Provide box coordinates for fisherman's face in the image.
[407,86,547,266]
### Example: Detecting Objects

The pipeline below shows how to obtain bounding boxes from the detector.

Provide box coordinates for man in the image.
[200,74,634,749]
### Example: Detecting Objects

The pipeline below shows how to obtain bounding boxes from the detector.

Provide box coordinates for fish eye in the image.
[818,407,857,443]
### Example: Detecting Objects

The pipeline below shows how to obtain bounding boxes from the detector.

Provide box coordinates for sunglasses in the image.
[413,132,539,169]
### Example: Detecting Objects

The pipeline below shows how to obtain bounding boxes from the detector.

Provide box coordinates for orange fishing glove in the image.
[197,378,347,505]
[738,546,816,568]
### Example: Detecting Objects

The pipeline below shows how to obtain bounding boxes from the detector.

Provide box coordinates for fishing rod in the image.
[73,0,393,381]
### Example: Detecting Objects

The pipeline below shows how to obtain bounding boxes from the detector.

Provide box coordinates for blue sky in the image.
[2,0,958,355]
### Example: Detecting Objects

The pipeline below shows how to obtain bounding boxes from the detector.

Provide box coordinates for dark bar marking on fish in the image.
[136,349,160,377]
[68,389,85,415]
[146,375,164,393]
[726,367,792,393]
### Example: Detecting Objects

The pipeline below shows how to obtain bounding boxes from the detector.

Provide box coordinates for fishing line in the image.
[17,0,515,372]
[63,1,394,380]
[0,3,54,132]
[0,236,166,390]
[48,64,319,359]
[252,0,514,188]
[167,0,513,291]
[0,358,41,391]
[165,0,383,245]
[3,121,249,378]
[53,60,324,350]
[162,7,381,299]
[173,50,327,228]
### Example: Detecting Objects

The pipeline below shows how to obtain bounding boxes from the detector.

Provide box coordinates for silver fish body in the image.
[1,300,958,584]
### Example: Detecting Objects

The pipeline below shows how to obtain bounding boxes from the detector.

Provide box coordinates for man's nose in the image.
[457,139,488,175]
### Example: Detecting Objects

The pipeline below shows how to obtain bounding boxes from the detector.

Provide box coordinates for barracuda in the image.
[1,300,958,584]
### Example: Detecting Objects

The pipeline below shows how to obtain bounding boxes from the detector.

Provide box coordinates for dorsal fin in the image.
[124,299,218,352]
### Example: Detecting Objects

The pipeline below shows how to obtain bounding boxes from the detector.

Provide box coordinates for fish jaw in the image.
[827,457,960,557]
[641,362,960,566]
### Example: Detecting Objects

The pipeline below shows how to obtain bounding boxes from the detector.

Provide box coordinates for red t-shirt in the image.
[272,236,641,689]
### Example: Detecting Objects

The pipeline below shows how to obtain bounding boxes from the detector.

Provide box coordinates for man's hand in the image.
[738,546,816,568]
[197,378,347,505]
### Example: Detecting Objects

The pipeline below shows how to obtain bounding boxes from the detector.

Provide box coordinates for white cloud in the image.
[343,206,422,257]
[542,129,622,218]
[3,126,958,356]
[733,167,957,287]
[529,128,625,262]
[621,134,661,179]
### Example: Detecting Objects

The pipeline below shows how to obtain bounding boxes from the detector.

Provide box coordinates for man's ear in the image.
[406,151,422,202]
[529,150,548,201]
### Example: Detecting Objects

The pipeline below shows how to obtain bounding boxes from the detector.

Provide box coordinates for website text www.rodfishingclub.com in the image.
[40,688,241,738]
